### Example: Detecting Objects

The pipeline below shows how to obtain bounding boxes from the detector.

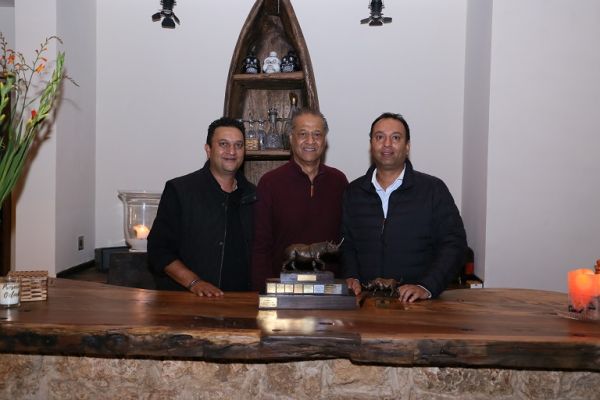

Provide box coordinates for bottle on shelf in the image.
[282,92,299,150]
[264,107,283,150]
[263,51,281,74]
[245,118,259,151]
[241,48,260,74]
[256,119,267,150]
[281,50,301,73]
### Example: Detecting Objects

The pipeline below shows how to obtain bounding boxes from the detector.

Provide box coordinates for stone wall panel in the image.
[1,354,599,399]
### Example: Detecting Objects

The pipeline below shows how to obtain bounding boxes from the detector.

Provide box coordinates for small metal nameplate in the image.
[266,282,277,293]
[297,274,317,282]
[294,284,303,294]
[324,284,342,295]
[303,285,314,294]
[313,284,325,294]
[259,297,278,308]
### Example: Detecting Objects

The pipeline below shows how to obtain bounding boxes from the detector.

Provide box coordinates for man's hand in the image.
[164,260,224,297]
[346,278,362,295]
[398,284,429,303]
[189,280,224,297]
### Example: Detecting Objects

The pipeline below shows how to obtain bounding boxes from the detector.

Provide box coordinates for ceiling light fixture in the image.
[152,0,180,29]
[361,0,392,26]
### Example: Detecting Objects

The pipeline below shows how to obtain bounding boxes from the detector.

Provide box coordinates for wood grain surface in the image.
[1,279,599,371]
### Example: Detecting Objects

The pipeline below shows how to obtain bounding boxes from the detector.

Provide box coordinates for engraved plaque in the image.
[266,282,277,293]
[303,284,314,294]
[259,296,278,308]
[259,294,357,310]
[313,284,325,294]
[276,283,285,293]
[284,284,294,293]
[294,284,303,294]
[298,274,317,282]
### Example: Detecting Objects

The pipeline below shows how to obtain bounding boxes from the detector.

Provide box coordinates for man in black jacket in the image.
[342,113,466,302]
[148,117,256,296]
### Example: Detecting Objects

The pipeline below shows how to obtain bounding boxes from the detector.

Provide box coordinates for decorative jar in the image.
[118,191,161,252]
[0,276,20,308]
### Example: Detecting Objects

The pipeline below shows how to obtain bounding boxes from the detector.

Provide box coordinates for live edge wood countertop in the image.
[1,278,599,371]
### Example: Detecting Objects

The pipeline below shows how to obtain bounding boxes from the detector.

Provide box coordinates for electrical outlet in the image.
[78,235,84,251]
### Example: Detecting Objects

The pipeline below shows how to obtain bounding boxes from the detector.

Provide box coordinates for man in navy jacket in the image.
[342,113,467,302]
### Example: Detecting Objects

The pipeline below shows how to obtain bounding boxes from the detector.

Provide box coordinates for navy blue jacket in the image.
[148,162,256,290]
[341,160,467,298]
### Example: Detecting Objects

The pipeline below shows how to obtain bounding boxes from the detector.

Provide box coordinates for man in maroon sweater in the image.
[251,109,348,290]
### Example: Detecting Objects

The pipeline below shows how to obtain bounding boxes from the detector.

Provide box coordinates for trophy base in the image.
[258,294,357,310]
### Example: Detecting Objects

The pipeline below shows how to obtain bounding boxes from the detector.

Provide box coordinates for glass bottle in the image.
[282,93,298,150]
[256,119,267,150]
[245,119,259,151]
[265,107,283,150]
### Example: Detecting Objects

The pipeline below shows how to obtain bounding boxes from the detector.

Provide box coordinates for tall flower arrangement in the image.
[0,32,66,206]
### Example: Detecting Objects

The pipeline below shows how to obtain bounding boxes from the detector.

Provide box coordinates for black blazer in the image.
[148,162,256,290]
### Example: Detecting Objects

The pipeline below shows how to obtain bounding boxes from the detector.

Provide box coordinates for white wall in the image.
[13,0,58,273]
[0,4,14,47]
[484,0,600,291]
[95,0,468,248]
[12,0,96,275]
[462,0,492,281]
[55,0,96,273]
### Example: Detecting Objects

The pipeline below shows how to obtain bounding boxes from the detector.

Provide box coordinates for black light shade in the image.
[361,0,392,26]
[162,17,176,29]
[152,0,180,29]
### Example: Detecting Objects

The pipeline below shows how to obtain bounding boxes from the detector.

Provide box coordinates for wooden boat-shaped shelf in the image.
[224,0,319,183]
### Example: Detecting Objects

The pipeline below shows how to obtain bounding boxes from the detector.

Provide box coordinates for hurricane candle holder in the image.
[118,191,161,252]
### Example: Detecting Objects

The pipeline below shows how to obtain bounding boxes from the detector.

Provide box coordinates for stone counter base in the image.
[1,354,598,399]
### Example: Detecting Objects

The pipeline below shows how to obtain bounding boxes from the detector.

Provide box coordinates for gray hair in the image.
[291,108,329,134]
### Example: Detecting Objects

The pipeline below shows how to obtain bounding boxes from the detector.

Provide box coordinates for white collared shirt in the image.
[371,166,406,218]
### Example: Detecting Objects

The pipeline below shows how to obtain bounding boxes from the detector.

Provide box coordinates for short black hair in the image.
[369,112,410,141]
[206,117,246,146]
[291,108,329,135]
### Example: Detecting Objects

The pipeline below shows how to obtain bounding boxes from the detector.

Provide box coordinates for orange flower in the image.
[7,53,15,64]
[35,63,45,73]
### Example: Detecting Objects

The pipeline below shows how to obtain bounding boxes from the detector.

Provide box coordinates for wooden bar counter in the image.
[1,279,599,399]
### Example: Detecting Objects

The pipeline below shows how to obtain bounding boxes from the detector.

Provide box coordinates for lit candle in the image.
[133,224,150,240]
[568,268,598,311]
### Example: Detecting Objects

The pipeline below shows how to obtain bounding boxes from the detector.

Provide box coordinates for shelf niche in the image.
[224,0,319,185]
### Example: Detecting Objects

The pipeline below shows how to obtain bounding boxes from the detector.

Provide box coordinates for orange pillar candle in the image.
[568,269,596,311]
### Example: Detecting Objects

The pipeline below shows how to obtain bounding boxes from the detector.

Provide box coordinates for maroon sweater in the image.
[251,160,348,290]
